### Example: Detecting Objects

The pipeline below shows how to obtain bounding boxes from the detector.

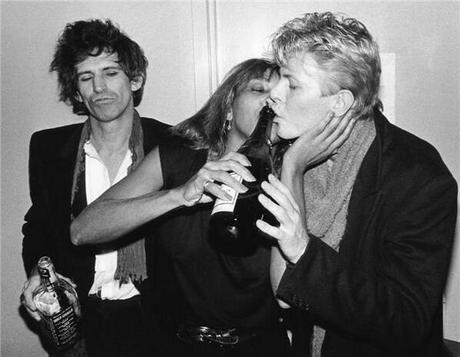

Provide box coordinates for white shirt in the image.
[85,140,140,300]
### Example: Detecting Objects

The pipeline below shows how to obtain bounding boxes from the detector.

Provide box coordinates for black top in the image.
[150,136,281,331]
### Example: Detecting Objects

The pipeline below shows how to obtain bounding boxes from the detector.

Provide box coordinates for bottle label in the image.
[43,305,79,348]
[211,172,243,214]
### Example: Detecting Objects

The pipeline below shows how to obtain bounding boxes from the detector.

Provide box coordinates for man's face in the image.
[270,53,335,140]
[75,51,141,123]
[231,70,280,142]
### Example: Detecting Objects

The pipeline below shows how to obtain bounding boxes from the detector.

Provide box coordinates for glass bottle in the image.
[32,256,81,350]
[209,104,277,256]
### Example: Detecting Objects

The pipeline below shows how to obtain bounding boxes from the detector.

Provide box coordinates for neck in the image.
[224,130,246,155]
[88,115,133,155]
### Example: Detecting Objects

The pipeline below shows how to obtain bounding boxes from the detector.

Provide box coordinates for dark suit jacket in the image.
[22,116,170,305]
[278,111,457,356]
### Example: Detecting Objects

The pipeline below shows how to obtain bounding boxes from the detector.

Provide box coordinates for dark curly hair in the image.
[50,19,148,116]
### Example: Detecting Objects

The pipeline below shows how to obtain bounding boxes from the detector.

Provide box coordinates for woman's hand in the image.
[180,152,256,206]
[256,174,309,264]
[283,111,356,175]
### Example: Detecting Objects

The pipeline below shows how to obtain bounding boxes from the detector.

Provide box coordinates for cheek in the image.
[288,98,329,132]
[236,112,257,137]
[232,99,258,136]
[76,85,89,102]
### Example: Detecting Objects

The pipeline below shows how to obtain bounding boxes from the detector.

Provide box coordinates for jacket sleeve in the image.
[277,171,457,352]
[22,132,55,276]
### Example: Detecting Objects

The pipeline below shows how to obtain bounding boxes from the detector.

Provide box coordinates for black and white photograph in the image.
[1,1,459,356]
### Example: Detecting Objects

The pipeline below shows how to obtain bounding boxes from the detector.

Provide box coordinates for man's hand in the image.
[256,174,309,264]
[21,271,77,321]
[283,111,356,175]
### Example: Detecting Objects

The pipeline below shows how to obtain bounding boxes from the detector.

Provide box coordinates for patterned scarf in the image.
[70,112,147,284]
[303,118,376,356]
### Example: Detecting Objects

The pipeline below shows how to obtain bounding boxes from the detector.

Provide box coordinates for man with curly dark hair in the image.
[20,19,169,356]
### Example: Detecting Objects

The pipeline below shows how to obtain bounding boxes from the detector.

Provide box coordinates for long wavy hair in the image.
[50,19,148,116]
[171,58,279,158]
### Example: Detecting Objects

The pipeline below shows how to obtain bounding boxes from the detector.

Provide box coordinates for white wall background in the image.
[1,1,459,356]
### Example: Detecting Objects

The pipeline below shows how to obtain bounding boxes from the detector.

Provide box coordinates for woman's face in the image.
[269,53,337,140]
[230,69,280,142]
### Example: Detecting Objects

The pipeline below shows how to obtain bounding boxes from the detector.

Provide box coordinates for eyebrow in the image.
[282,73,298,82]
[248,78,266,84]
[280,71,294,78]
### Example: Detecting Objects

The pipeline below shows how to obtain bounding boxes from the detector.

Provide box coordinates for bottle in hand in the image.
[32,256,81,351]
[209,104,277,256]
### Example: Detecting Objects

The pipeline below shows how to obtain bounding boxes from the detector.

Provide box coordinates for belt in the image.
[176,324,257,346]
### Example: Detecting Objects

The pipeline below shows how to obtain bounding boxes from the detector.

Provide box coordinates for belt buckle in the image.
[206,327,239,345]
[177,325,239,346]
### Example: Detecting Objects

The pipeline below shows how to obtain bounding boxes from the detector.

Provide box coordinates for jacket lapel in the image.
[53,125,85,220]
[339,111,390,263]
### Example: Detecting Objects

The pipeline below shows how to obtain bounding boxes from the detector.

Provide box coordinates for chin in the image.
[277,129,298,141]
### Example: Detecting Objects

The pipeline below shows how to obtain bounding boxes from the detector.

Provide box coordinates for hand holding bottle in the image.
[256,174,309,264]
[26,257,81,350]
[209,104,276,256]
[21,269,77,322]
[179,152,256,206]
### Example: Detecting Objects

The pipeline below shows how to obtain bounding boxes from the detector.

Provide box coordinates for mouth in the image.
[93,97,115,104]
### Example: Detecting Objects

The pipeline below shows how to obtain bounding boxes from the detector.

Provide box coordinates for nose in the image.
[269,79,285,105]
[92,75,106,93]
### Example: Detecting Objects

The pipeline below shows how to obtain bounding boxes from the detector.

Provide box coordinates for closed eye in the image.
[106,70,120,77]
[78,75,92,82]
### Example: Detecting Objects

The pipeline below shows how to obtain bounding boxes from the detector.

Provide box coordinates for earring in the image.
[224,111,233,131]
[225,119,232,131]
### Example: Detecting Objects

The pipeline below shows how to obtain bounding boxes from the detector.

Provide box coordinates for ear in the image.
[130,76,143,92]
[331,89,354,117]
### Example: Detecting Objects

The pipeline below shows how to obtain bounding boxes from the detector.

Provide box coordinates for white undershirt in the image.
[84,140,139,300]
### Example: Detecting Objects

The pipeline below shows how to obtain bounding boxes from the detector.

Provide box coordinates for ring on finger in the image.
[203,180,213,190]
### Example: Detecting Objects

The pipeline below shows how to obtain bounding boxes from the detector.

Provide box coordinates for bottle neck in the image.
[238,105,275,157]
[37,257,58,290]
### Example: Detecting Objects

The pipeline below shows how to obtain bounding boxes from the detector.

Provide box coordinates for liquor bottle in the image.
[32,256,81,351]
[209,104,277,256]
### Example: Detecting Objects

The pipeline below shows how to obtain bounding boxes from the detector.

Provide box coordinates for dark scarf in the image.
[70,112,147,283]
